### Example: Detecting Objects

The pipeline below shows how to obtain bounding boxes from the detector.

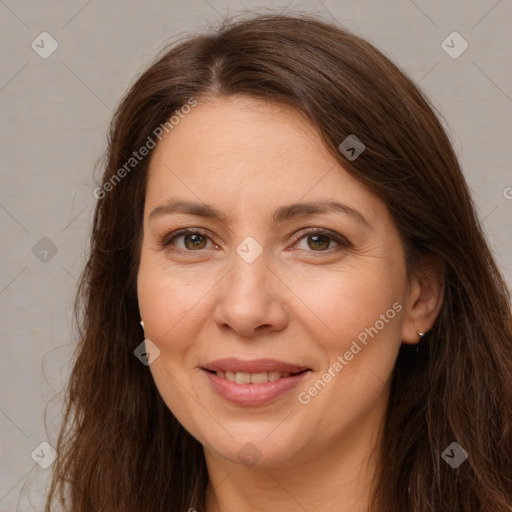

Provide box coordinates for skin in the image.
[137,95,444,512]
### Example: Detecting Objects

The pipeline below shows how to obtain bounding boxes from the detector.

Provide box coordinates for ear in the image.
[401,254,445,345]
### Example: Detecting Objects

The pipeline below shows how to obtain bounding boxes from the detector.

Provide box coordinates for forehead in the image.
[148,96,324,178]
[144,95,386,226]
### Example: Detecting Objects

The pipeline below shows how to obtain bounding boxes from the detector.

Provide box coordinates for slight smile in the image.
[201,358,312,406]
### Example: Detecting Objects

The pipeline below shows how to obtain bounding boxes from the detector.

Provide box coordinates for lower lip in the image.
[202,369,309,406]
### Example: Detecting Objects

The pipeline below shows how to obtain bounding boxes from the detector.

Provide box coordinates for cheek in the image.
[137,255,216,352]
[294,271,404,436]
[293,263,406,421]
[297,264,405,353]
[137,259,211,433]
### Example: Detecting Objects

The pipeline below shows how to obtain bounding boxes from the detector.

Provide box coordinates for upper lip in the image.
[202,358,310,373]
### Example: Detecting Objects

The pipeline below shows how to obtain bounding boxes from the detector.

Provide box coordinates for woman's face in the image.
[137,95,422,469]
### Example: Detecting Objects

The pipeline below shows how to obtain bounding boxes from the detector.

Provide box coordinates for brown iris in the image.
[307,234,330,251]
[184,233,208,250]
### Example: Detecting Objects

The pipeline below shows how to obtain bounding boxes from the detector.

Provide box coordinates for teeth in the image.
[213,370,297,384]
[235,372,251,384]
[268,371,281,381]
[250,372,268,384]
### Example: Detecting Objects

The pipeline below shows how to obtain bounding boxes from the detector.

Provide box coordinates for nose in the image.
[213,250,289,338]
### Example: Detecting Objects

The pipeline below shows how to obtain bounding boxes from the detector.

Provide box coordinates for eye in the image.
[161,227,350,255]
[292,228,350,253]
[162,229,216,251]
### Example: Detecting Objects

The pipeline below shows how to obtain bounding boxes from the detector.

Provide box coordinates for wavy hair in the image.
[46,12,512,512]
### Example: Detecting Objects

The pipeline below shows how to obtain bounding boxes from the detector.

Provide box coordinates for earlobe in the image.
[401,255,445,345]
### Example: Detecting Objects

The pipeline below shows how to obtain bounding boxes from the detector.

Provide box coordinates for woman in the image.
[46,13,512,512]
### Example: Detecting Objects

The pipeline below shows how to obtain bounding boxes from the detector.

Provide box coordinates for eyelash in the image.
[161,227,351,256]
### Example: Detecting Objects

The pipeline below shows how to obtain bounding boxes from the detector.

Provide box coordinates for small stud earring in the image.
[140,320,144,329]
[417,330,425,337]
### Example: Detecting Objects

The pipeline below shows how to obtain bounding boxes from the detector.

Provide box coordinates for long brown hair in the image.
[45,12,512,512]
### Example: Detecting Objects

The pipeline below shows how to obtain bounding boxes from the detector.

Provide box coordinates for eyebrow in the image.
[148,198,371,228]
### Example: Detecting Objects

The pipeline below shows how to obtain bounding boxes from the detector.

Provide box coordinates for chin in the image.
[205,435,301,469]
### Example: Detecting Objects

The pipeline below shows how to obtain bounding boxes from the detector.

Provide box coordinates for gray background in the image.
[1,0,511,510]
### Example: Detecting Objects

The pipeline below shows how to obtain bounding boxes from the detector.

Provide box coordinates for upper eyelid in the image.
[162,228,213,247]
[292,227,346,240]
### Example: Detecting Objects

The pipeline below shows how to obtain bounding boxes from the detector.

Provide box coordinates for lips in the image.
[202,358,309,374]
[201,358,311,405]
